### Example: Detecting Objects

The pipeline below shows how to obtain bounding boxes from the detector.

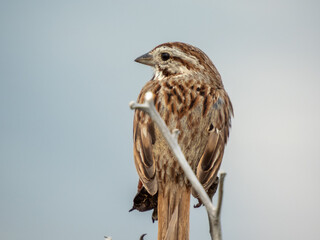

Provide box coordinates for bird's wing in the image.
[133,110,158,196]
[196,94,232,193]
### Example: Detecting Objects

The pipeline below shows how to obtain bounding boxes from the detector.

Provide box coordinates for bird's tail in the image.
[157,182,191,240]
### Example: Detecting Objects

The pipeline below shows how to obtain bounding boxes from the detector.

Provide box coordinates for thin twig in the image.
[139,233,147,240]
[216,172,226,218]
[130,92,226,240]
[208,173,226,240]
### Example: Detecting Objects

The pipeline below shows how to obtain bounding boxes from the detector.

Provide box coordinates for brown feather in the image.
[133,114,158,195]
[132,42,233,240]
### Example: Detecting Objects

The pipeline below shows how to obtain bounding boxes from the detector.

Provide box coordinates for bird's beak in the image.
[134,52,154,66]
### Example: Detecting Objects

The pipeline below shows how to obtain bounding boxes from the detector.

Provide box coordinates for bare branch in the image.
[139,233,147,240]
[130,92,227,240]
[208,172,226,240]
[216,172,226,218]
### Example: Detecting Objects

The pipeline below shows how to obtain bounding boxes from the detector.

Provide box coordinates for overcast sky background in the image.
[1,0,319,239]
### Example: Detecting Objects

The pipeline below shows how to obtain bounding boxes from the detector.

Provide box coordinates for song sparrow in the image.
[131,42,233,240]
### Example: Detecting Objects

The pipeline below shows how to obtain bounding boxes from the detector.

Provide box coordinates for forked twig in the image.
[130,92,227,240]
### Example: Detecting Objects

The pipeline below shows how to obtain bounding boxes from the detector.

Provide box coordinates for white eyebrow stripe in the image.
[170,48,199,66]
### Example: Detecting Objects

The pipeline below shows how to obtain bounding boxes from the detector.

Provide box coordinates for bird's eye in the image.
[161,52,170,61]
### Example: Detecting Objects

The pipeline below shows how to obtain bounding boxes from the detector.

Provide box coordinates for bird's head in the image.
[135,42,219,81]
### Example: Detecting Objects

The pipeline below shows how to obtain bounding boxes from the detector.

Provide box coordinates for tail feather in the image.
[157,182,191,240]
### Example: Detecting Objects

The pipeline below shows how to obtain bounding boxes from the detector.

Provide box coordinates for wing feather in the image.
[194,93,232,196]
[133,112,157,195]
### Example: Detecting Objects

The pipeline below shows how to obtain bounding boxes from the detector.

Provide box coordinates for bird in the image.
[131,42,233,240]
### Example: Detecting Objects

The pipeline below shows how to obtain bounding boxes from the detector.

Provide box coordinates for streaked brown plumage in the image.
[131,42,233,240]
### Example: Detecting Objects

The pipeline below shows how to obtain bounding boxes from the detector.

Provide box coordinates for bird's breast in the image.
[142,77,217,186]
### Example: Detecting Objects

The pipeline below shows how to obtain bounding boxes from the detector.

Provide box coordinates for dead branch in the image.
[129,92,227,240]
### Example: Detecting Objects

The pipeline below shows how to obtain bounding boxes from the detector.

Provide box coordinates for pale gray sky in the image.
[0,0,319,240]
